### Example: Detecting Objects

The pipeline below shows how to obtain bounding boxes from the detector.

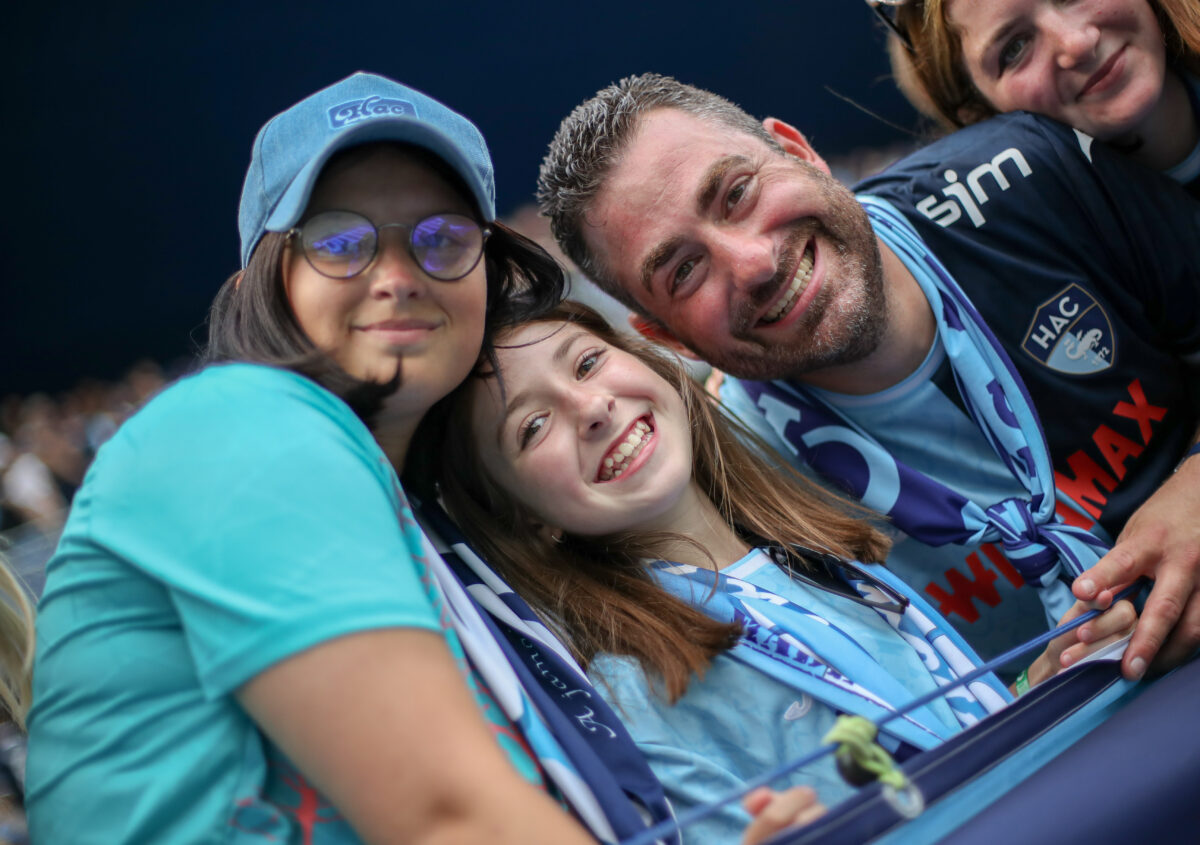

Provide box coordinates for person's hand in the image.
[1072,453,1200,680]
[1024,598,1137,689]
[741,785,826,845]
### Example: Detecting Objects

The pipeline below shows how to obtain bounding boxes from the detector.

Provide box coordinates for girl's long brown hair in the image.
[0,555,33,731]
[434,301,890,703]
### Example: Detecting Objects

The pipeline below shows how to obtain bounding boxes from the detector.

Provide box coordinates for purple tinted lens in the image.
[303,212,376,276]
[412,214,482,279]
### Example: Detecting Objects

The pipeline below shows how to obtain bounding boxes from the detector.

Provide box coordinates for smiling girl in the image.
[436,300,1137,842]
[880,0,1200,194]
[26,73,599,845]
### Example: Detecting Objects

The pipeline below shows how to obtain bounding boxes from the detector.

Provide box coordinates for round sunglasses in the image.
[288,210,491,281]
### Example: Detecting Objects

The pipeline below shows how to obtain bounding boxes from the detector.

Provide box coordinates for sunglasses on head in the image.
[765,543,910,616]
[866,0,916,52]
[288,210,491,281]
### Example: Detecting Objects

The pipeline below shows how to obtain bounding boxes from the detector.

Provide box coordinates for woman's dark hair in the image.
[432,300,891,702]
[205,143,566,428]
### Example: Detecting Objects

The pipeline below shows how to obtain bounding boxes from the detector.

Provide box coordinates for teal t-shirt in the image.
[27,363,545,843]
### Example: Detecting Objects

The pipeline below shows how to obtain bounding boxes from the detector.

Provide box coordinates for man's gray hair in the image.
[537,73,776,314]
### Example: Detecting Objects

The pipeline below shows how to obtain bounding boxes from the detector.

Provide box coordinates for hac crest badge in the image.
[1021,283,1114,375]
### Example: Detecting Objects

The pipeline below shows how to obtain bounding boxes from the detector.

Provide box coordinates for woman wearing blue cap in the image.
[25,73,604,845]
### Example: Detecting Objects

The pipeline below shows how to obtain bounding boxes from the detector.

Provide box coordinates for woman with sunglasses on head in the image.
[433,300,1137,843]
[25,73,607,845]
[875,0,1200,195]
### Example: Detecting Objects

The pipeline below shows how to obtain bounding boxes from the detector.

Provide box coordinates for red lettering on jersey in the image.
[979,543,1024,588]
[231,759,342,841]
[925,554,1002,623]
[1051,379,1168,522]
[1112,379,1167,445]
[280,769,328,845]
[1055,452,1117,519]
[1093,425,1144,480]
[230,798,282,836]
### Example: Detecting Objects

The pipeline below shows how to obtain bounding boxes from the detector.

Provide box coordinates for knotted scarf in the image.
[737,197,1108,624]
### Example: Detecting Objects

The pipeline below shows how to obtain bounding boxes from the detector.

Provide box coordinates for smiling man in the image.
[538,73,1200,680]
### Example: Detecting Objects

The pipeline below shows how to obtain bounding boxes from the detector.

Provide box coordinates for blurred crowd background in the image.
[0,361,169,596]
[4,2,931,591]
[0,138,917,587]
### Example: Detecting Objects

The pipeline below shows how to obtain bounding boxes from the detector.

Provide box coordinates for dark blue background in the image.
[6,2,919,394]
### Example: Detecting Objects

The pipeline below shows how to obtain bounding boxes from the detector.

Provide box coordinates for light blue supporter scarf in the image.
[737,197,1108,625]
[396,492,624,843]
[410,498,679,845]
[651,553,1010,753]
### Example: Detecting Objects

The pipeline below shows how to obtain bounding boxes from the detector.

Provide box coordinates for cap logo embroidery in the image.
[327,96,416,129]
[1021,282,1114,375]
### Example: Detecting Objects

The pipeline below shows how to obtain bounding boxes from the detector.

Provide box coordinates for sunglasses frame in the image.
[288,209,491,282]
[866,0,916,52]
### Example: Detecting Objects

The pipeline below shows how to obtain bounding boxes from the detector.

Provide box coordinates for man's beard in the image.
[704,163,889,382]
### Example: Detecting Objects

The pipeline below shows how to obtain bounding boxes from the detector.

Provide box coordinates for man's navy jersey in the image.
[1169,72,1200,199]
[856,112,1200,541]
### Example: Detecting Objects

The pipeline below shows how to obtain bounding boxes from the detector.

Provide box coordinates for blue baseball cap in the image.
[237,71,496,268]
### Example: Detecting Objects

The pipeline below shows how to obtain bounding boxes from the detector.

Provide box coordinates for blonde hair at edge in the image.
[0,556,33,731]
[435,300,890,703]
[887,0,1200,130]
